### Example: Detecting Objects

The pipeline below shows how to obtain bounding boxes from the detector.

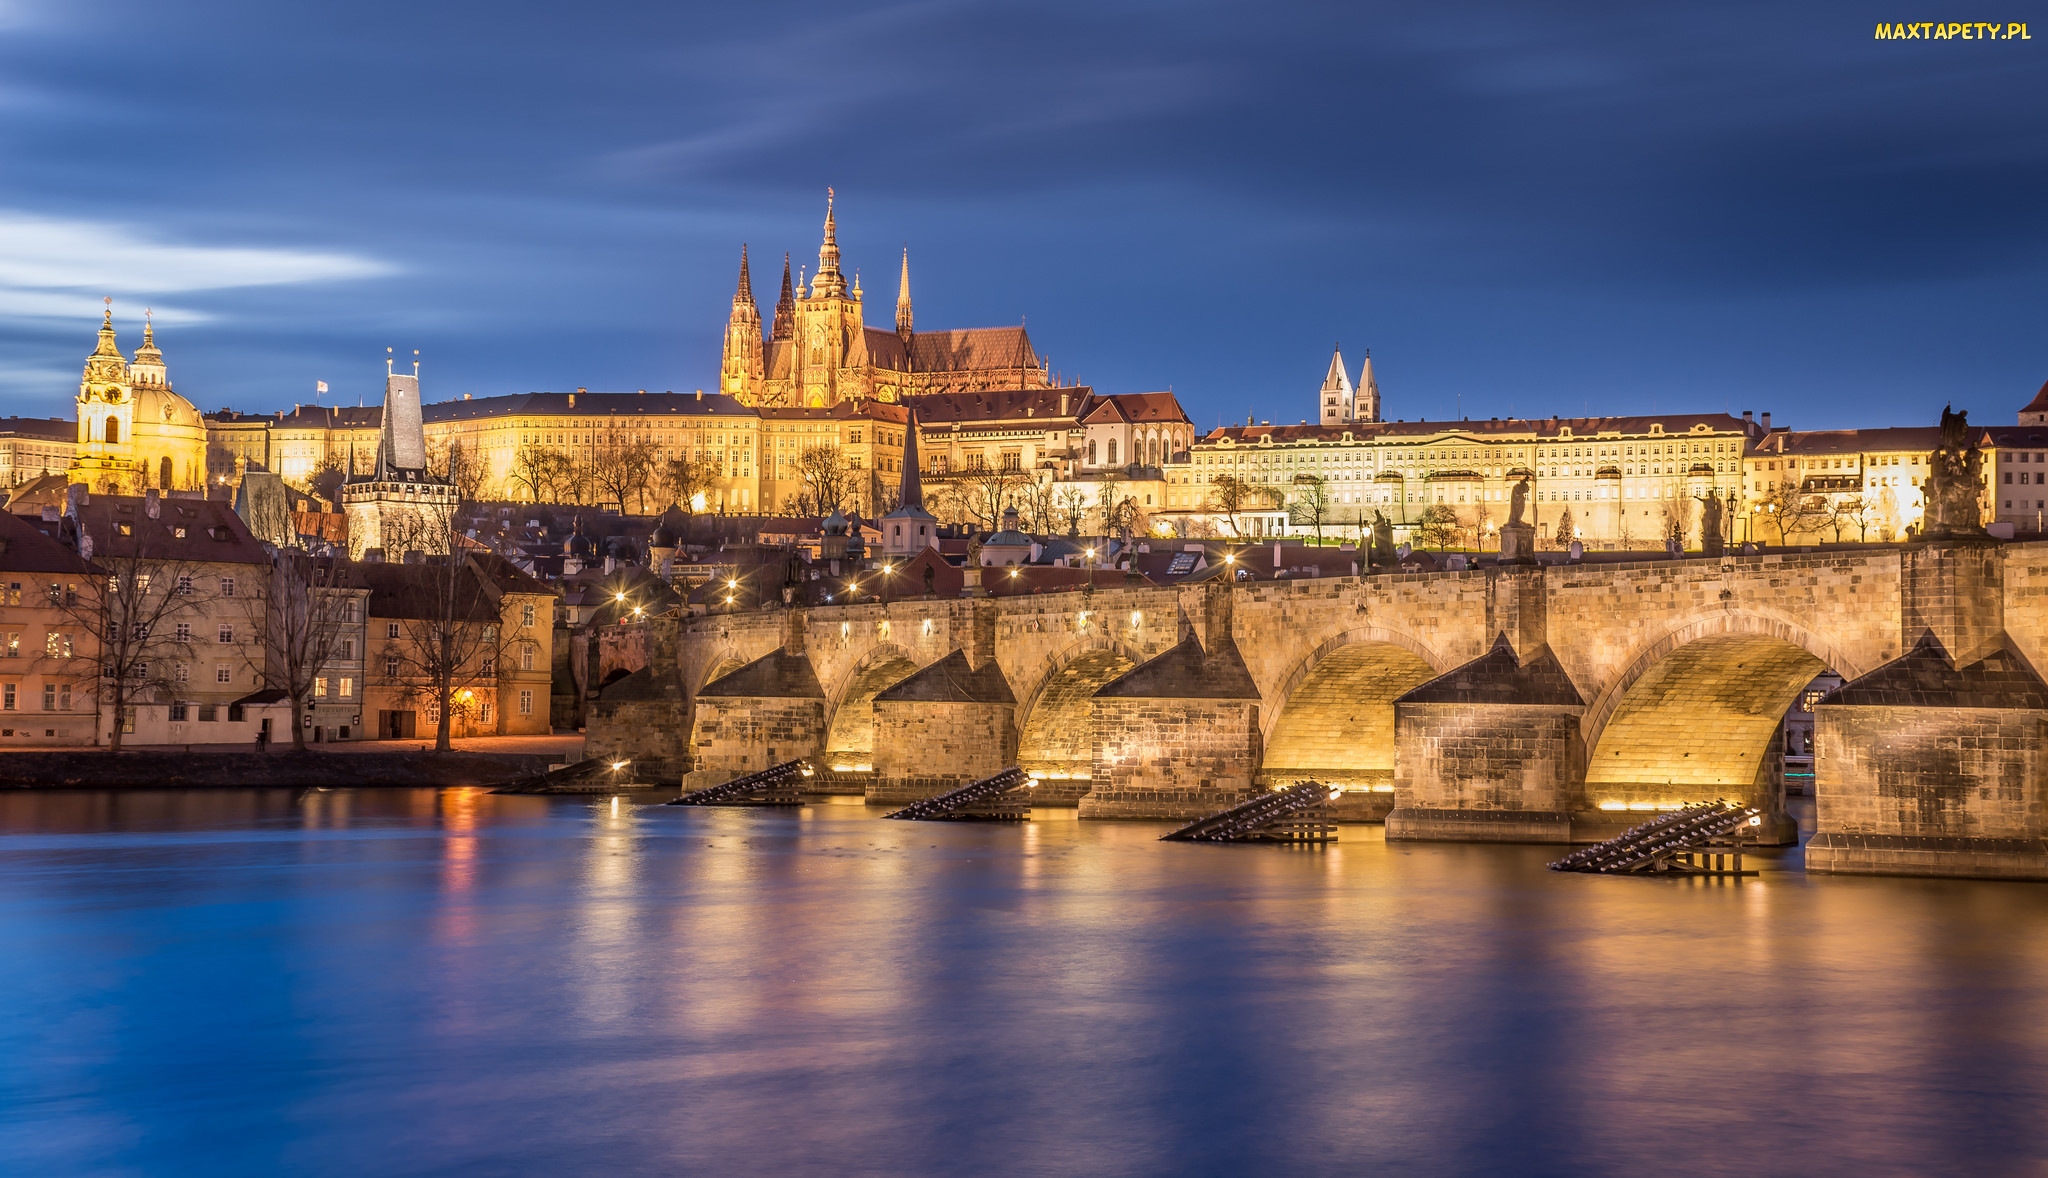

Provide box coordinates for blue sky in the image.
[0,1,2041,432]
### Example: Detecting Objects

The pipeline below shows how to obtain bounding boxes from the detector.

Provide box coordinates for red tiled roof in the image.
[907,387,1094,425]
[2022,378,2048,415]
[0,511,96,575]
[1084,392,1191,426]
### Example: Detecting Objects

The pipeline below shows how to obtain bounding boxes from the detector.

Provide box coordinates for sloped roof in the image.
[0,416,75,441]
[872,649,1015,703]
[698,650,825,698]
[1397,635,1583,706]
[356,559,502,623]
[0,511,96,575]
[2022,378,2048,416]
[1083,392,1191,426]
[906,386,1093,425]
[421,391,757,423]
[1098,633,1260,699]
[72,494,271,567]
[1203,412,1754,446]
[1824,632,2048,710]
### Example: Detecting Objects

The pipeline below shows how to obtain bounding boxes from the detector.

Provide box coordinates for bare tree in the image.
[429,436,490,503]
[588,428,660,515]
[1825,493,1869,543]
[1760,482,1824,545]
[1874,486,1901,542]
[1415,503,1462,550]
[1208,473,1255,538]
[660,454,716,514]
[262,552,361,752]
[794,445,854,517]
[509,441,573,504]
[57,513,216,752]
[1288,475,1332,545]
[1018,477,1059,535]
[962,464,1025,532]
[378,513,498,752]
[1053,484,1089,537]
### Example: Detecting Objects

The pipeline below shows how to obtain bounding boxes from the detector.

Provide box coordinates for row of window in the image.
[0,682,73,711]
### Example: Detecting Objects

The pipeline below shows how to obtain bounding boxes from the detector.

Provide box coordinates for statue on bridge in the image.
[1926,404,1987,538]
[1499,477,1537,564]
[1696,491,1725,557]
[1369,511,1395,567]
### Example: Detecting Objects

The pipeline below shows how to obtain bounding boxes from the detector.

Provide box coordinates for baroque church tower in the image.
[69,302,207,494]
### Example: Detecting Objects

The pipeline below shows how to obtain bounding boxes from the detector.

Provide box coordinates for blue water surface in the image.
[1,789,2045,1177]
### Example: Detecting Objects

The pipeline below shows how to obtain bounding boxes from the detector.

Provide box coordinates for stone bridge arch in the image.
[1579,607,1870,835]
[820,643,928,768]
[1258,625,1451,789]
[1013,636,1148,784]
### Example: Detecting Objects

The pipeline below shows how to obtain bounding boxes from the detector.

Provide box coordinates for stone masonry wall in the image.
[1081,697,1260,819]
[1815,705,2045,840]
[689,697,824,775]
[1394,703,1585,814]
[868,699,1017,803]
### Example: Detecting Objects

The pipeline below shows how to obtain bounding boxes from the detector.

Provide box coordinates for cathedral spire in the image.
[812,187,845,297]
[895,247,913,342]
[898,406,923,511]
[734,244,755,306]
[772,253,795,339]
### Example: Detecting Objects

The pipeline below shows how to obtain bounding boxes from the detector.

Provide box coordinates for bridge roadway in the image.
[589,540,2048,880]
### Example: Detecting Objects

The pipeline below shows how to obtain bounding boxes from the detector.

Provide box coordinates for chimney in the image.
[144,489,160,519]
[1742,410,1753,425]
[1273,541,1282,569]
[1059,393,1069,416]
[1761,412,1772,430]
[695,390,704,402]
[567,392,577,409]
[64,483,86,520]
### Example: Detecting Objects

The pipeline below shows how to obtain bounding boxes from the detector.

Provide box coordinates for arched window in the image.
[159,457,173,489]
[1087,440,1097,465]
[1108,439,1119,465]
[103,417,119,445]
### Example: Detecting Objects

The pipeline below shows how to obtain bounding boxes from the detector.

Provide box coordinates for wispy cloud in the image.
[0,211,394,327]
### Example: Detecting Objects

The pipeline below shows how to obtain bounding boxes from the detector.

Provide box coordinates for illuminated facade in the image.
[719,193,1062,408]
[68,309,208,495]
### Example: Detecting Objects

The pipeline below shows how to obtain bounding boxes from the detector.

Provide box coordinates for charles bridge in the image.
[589,540,2048,880]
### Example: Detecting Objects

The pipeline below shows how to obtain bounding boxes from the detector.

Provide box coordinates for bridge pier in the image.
[1386,637,1586,843]
[688,649,826,784]
[867,650,1019,804]
[1078,632,1264,819]
[1807,633,2048,880]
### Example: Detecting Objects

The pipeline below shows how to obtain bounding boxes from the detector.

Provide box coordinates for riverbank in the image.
[0,748,564,790]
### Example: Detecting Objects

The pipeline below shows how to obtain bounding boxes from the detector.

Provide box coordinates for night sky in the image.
[0,1,2041,431]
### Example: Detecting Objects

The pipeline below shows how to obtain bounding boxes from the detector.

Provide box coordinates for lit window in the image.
[519,689,532,715]
[339,677,352,699]
[315,677,328,698]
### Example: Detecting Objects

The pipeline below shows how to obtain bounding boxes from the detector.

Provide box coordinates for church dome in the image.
[565,517,595,557]
[132,383,203,433]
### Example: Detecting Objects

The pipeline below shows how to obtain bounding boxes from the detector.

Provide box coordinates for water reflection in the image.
[0,793,2046,1176]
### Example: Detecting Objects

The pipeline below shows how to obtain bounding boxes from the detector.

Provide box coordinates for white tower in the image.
[1356,349,1381,423]
[1319,346,1354,425]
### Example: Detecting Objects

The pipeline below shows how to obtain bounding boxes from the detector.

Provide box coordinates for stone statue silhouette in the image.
[1508,478,1529,528]
[1696,491,1724,556]
[1370,510,1395,566]
[1927,404,1986,537]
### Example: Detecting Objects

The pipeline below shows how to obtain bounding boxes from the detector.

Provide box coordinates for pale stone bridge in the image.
[591,541,2048,879]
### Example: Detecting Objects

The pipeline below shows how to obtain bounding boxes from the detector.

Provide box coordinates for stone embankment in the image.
[0,750,559,791]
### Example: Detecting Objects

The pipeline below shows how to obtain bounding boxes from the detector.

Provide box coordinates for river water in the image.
[2,789,2045,1177]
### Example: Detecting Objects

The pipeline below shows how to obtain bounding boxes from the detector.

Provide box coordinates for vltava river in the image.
[2,790,2045,1176]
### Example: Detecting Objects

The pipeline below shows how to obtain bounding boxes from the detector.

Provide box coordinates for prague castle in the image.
[719,191,1055,408]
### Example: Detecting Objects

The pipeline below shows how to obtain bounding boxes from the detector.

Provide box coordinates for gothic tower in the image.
[793,189,865,408]
[719,245,765,400]
[771,253,796,340]
[895,248,913,343]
